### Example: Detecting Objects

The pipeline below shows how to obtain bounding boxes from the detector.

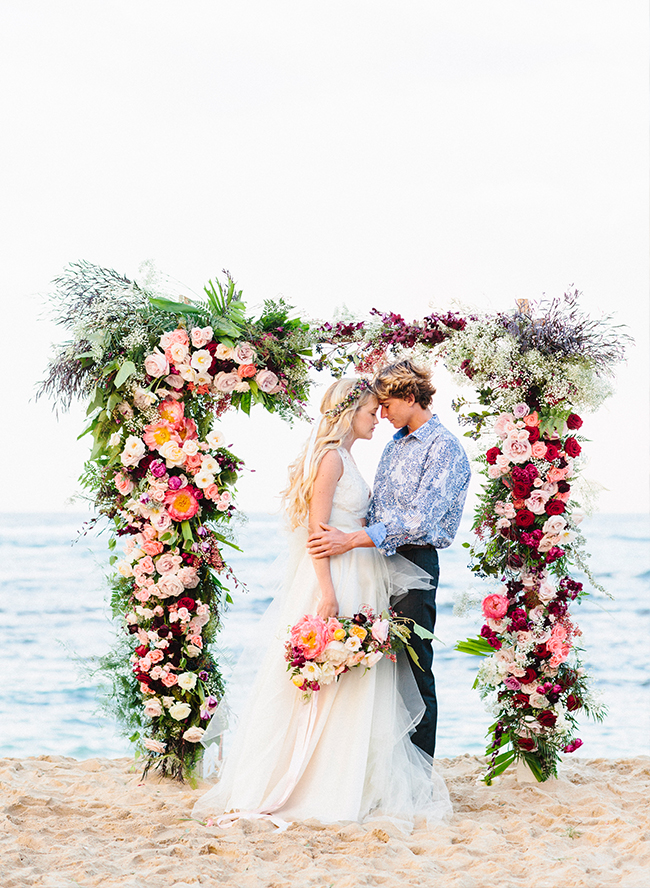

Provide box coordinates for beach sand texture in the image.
[1,754,648,888]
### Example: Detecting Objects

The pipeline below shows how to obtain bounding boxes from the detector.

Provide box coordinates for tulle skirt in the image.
[192,526,452,830]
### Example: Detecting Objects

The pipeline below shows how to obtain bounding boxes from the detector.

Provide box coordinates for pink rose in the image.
[525,489,551,515]
[114,472,134,495]
[137,555,155,574]
[232,341,257,364]
[482,593,509,620]
[149,649,164,663]
[142,524,158,541]
[177,567,199,588]
[160,328,189,350]
[531,441,547,459]
[187,634,203,649]
[156,574,185,598]
[213,371,240,393]
[204,483,220,501]
[523,411,540,427]
[151,511,173,532]
[255,369,280,393]
[502,430,533,464]
[371,619,390,644]
[190,326,214,348]
[161,672,178,688]
[494,413,516,439]
[144,349,170,378]
[156,553,183,575]
[512,403,529,419]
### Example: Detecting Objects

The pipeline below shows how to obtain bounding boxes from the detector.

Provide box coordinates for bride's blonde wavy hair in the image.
[281,378,376,529]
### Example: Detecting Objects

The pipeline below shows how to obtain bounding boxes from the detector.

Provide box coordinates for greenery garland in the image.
[40,265,629,782]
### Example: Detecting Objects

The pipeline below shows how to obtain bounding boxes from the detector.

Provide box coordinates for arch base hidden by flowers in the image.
[40,262,628,781]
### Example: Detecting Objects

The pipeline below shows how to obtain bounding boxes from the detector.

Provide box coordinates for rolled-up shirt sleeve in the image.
[366,419,470,556]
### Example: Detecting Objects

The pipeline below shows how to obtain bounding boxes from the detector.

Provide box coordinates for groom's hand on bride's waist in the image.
[307,524,374,558]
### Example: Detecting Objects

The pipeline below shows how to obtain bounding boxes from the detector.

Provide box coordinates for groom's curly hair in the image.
[372,359,436,408]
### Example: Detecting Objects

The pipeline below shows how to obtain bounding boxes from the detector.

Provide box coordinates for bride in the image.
[192,378,451,829]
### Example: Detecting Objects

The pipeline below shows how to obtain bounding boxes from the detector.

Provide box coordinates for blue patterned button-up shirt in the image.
[365,415,471,556]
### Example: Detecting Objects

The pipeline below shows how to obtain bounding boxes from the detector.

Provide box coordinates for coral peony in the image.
[165,487,200,521]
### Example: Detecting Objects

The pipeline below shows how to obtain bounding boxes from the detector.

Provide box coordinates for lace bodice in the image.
[329,448,371,531]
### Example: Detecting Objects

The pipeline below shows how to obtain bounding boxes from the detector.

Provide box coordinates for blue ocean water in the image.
[0,512,648,760]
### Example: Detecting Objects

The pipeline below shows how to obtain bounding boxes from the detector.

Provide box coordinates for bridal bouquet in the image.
[285,606,416,700]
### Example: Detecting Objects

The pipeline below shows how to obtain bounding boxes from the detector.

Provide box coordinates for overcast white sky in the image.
[1,1,648,516]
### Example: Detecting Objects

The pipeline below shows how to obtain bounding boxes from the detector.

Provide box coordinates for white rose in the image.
[143,738,166,753]
[321,640,349,667]
[344,636,362,652]
[159,440,186,468]
[200,455,219,474]
[182,439,200,456]
[233,380,250,392]
[162,696,175,709]
[121,435,146,467]
[183,726,205,743]
[215,343,233,360]
[133,386,157,409]
[190,349,213,373]
[175,364,196,383]
[109,431,122,447]
[116,560,134,578]
[177,672,197,691]
[361,651,384,669]
[194,470,215,489]
[206,428,225,449]
[169,341,190,365]
[542,515,567,535]
[317,662,337,685]
[144,699,163,718]
[168,702,192,721]
[185,644,201,658]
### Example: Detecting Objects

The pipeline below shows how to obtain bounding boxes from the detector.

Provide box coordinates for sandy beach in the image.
[1,754,648,888]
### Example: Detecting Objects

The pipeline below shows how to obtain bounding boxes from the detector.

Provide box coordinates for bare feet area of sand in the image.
[1,754,648,888]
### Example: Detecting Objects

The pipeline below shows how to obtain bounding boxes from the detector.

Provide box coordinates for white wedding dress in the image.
[192,448,451,830]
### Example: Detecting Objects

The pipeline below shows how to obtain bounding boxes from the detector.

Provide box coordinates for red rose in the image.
[135,645,149,657]
[518,737,536,751]
[564,437,582,458]
[537,710,558,728]
[515,509,535,528]
[526,426,540,443]
[522,667,538,684]
[177,596,197,612]
[545,444,561,461]
[545,499,566,516]
[513,481,532,499]
[566,694,582,711]
[513,693,530,708]
[486,447,501,465]
[566,413,583,430]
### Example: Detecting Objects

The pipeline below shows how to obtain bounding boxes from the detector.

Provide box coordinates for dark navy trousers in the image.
[393,546,439,757]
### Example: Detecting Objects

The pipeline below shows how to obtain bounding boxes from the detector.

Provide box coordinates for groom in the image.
[307,359,471,757]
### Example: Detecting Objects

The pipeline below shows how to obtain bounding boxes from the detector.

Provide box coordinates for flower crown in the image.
[323,378,372,419]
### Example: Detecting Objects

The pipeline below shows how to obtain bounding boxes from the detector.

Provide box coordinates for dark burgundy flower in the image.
[513,481,532,499]
[566,694,583,711]
[545,499,566,516]
[512,693,529,708]
[515,509,535,528]
[526,426,540,443]
[564,437,582,458]
[518,737,536,751]
[545,546,565,563]
[537,710,558,728]
[566,414,583,430]
[353,612,368,624]
[557,480,571,493]
[157,625,171,637]
[486,447,502,465]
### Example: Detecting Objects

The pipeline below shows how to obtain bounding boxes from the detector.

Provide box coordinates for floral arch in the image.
[40,262,629,783]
